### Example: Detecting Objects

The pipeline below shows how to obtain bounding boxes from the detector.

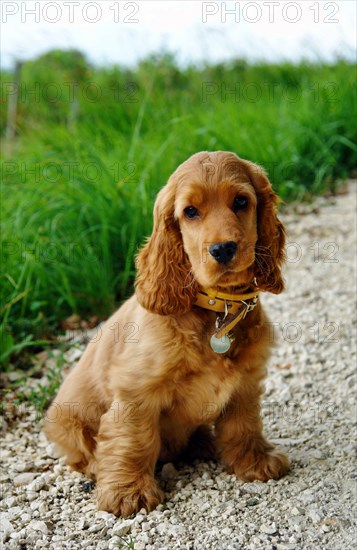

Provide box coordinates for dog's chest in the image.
[169,354,240,424]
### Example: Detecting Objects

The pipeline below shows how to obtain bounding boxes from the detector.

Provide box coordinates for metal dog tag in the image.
[210,333,232,354]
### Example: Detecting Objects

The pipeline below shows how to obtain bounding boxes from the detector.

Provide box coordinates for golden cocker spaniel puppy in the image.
[43,151,291,517]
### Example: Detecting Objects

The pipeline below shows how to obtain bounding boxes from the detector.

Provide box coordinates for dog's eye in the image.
[233,196,249,212]
[184,206,199,219]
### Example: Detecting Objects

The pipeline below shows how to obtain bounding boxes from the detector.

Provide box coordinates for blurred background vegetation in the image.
[1,50,356,368]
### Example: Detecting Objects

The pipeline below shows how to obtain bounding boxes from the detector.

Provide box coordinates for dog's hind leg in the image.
[43,402,99,479]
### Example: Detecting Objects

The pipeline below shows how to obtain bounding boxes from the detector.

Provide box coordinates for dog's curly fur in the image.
[43,151,291,517]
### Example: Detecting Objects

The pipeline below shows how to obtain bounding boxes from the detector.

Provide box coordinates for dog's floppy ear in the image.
[243,160,286,294]
[135,179,198,315]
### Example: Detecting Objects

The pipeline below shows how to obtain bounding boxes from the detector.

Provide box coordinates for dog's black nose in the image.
[209,241,237,264]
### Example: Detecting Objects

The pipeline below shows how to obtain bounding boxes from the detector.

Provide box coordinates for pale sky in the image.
[1,1,356,68]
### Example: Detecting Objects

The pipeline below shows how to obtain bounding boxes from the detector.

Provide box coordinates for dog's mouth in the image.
[211,263,256,290]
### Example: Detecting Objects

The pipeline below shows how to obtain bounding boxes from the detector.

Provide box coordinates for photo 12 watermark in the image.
[201,81,339,104]
[1,1,140,24]
[201,2,340,24]
[199,240,340,265]
[1,160,139,184]
[1,240,103,265]
[1,81,140,104]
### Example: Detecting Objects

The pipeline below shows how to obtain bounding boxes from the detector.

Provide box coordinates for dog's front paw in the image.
[97,476,163,517]
[233,446,291,482]
[235,449,291,482]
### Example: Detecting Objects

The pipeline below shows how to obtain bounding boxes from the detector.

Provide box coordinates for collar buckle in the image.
[241,296,258,319]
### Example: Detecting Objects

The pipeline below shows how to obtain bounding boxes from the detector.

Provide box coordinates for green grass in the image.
[1,51,356,367]
[7,350,65,415]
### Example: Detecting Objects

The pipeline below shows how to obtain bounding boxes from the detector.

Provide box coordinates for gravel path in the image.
[1,182,356,550]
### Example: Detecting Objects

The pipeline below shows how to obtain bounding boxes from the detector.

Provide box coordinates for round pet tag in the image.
[210,333,231,354]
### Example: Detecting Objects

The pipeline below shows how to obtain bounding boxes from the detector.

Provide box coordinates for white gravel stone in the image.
[77,518,88,530]
[88,522,104,533]
[27,476,46,492]
[0,516,14,538]
[28,520,49,535]
[13,461,34,473]
[156,522,167,535]
[137,532,150,543]
[135,513,146,524]
[291,506,305,516]
[13,473,38,486]
[260,522,278,535]
[3,497,17,508]
[297,489,316,504]
[308,508,324,523]
[112,518,135,536]
[96,510,116,522]
[200,501,210,512]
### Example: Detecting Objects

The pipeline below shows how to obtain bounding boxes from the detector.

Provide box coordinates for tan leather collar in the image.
[194,287,259,314]
[194,286,260,338]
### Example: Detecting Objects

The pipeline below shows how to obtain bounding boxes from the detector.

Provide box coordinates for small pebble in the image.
[161,463,178,480]
[13,473,38,486]
[260,522,278,535]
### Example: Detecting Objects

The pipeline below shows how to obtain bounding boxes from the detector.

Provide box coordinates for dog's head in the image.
[135,151,285,315]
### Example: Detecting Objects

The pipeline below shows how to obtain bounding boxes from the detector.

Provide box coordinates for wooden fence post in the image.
[5,60,22,148]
